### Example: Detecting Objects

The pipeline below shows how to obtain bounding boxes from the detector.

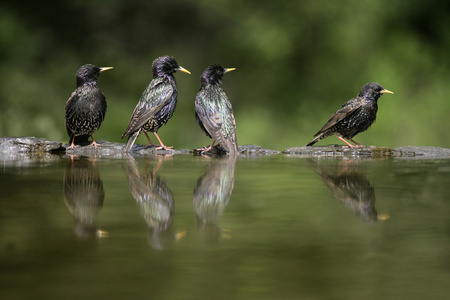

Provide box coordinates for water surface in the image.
[1,154,449,299]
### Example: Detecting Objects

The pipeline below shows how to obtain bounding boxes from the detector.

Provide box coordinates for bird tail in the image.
[306,134,323,146]
[122,131,140,153]
[220,135,239,157]
[227,143,239,157]
[74,135,90,144]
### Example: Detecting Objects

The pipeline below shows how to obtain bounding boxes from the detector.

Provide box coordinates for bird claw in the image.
[204,145,214,152]
[155,145,173,151]
[196,144,215,154]
[90,141,102,148]
[66,144,79,150]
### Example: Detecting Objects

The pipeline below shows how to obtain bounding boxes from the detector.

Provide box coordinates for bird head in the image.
[201,65,236,85]
[152,56,190,78]
[358,82,394,101]
[76,64,113,86]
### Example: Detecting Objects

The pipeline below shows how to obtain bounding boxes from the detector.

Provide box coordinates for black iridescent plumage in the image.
[193,157,236,239]
[310,159,388,223]
[195,65,238,155]
[63,158,105,238]
[122,56,190,153]
[307,82,394,147]
[65,64,113,149]
[123,156,175,249]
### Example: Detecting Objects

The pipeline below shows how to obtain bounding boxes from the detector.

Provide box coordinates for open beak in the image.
[178,66,191,75]
[100,67,114,72]
[224,68,236,73]
[381,89,394,94]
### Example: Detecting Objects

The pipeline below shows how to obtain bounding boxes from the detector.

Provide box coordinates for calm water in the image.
[1,153,449,300]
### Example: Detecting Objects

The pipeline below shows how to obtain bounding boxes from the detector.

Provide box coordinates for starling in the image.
[195,65,238,155]
[122,56,191,153]
[65,64,113,149]
[309,159,388,223]
[123,156,175,249]
[193,157,236,237]
[63,158,105,238]
[307,82,394,147]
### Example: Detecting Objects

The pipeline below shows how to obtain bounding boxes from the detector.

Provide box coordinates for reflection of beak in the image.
[224,68,236,73]
[377,213,390,221]
[381,89,394,94]
[175,230,187,240]
[96,229,109,238]
[178,66,191,75]
[99,67,113,73]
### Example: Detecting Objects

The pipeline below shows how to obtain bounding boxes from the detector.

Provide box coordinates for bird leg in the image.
[201,140,216,153]
[66,135,79,150]
[349,139,364,147]
[89,135,102,148]
[153,132,173,150]
[337,136,365,148]
[144,132,156,146]
[153,157,164,175]
[337,136,362,148]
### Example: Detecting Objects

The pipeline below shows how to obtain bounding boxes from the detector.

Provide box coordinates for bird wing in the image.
[195,90,221,134]
[65,89,80,137]
[195,88,237,152]
[217,93,238,151]
[314,98,362,136]
[122,78,174,138]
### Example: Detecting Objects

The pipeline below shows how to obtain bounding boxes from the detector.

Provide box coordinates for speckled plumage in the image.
[307,82,394,147]
[122,56,190,153]
[65,64,113,149]
[195,65,238,155]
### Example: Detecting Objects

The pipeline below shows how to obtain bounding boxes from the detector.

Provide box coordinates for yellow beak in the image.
[100,67,113,72]
[381,89,394,94]
[225,68,236,73]
[178,66,191,75]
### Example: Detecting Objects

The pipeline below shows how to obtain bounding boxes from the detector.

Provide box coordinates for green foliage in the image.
[1,0,449,149]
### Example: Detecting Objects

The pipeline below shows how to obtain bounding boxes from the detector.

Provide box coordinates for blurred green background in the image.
[1,0,449,149]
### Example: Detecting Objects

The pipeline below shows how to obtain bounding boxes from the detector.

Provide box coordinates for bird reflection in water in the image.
[63,156,106,239]
[193,157,237,241]
[123,155,177,250]
[310,158,389,223]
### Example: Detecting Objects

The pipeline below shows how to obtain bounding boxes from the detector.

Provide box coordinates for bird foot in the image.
[348,144,364,148]
[337,136,365,148]
[66,144,80,150]
[155,145,173,151]
[196,144,218,155]
[205,145,215,152]
[90,141,102,148]
[199,146,213,153]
